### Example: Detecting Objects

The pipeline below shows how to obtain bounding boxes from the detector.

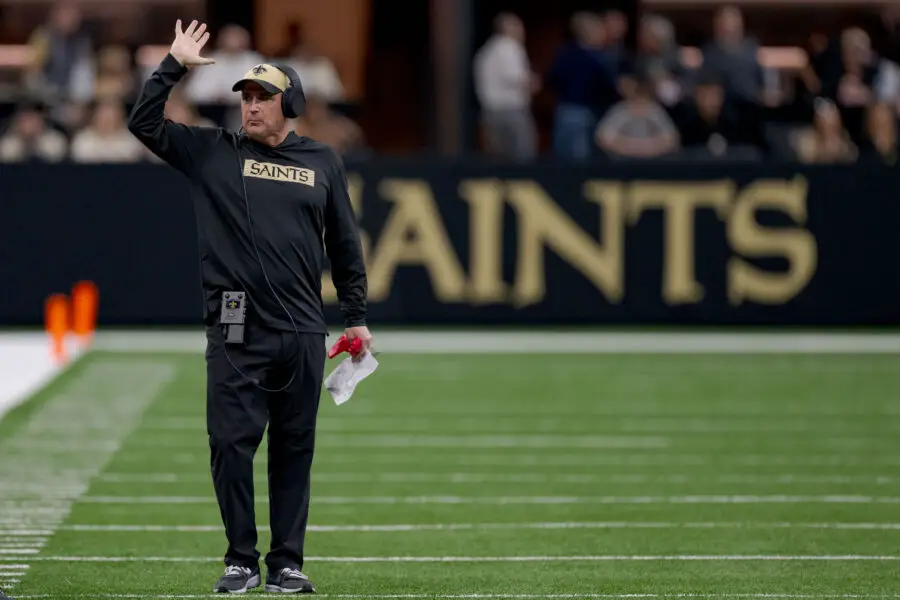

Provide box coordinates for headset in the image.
[224,63,309,393]
[272,62,307,119]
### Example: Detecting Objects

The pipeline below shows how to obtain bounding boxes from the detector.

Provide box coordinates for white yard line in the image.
[0,359,175,593]
[141,416,900,434]
[9,594,900,600]
[91,330,900,354]
[93,472,900,485]
[72,494,900,505]
[107,452,900,467]
[52,521,900,533]
[1,555,898,563]
[10,594,900,599]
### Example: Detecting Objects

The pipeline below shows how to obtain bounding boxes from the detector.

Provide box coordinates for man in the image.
[472,12,539,160]
[546,11,618,160]
[127,20,371,594]
[700,6,763,122]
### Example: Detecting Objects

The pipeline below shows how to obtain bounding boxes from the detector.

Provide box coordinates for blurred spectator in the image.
[790,98,857,163]
[0,102,68,163]
[812,28,877,143]
[473,12,539,161]
[874,58,900,104]
[862,102,898,164]
[294,93,367,160]
[70,99,144,163]
[184,25,263,104]
[634,14,685,108]
[701,7,763,111]
[864,5,900,68]
[836,29,876,105]
[84,44,137,103]
[678,72,731,156]
[24,1,94,102]
[601,9,630,75]
[678,71,767,156]
[595,69,680,158]
[281,35,344,102]
[800,32,833,97]
[546,11,619,160]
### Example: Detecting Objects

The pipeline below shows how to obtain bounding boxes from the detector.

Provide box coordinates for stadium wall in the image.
[2,160,899,327]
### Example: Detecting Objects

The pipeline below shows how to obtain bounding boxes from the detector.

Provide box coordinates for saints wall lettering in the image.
[321,175,818,308]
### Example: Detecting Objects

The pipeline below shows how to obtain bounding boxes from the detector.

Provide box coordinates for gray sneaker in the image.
[213,564,261,593]
[265,567,316,593]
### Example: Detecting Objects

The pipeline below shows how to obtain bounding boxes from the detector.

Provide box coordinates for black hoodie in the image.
[127,53,367,333]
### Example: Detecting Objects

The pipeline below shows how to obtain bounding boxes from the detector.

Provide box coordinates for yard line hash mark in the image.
[0,360,175,593]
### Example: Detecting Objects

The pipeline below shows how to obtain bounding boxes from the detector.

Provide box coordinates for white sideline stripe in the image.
[10,595,900,600]
[0,360,176,592]
[74,494,900,505]
[11,594,900,600]
[91,330,900,354]
[110,452,900,467]
[94,472,900,485]
[56,521,900,533]
[0,333,85,422]
[2,555,899,563]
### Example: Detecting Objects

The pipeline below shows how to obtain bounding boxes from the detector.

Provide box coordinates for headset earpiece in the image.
[273,63,306,119]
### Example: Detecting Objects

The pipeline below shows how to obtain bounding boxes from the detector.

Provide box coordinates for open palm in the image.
[170,20,215,67]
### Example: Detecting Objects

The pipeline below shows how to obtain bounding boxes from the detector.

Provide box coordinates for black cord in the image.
[222,132,302,393]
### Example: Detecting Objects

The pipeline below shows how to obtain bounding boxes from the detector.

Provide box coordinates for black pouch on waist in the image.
[220,291,248,344]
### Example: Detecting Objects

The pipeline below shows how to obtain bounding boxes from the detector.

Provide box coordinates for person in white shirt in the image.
[70,98,144,163]
[473,12,539,160]
[282,38,344,102]
[0,102,68,163]
[184,24,264,104]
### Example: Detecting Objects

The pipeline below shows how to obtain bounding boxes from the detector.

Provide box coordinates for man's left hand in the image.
[345,326,373,360]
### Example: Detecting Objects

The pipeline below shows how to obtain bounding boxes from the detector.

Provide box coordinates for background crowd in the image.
[0,1,368,164]
[1,1,899,165]
[474,5,900,164]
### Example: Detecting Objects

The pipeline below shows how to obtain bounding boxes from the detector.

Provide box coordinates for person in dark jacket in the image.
[546,11,619,160]
[127,20,372,594]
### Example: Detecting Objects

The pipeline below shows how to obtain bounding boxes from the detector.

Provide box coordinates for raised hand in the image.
[170,19,215,67]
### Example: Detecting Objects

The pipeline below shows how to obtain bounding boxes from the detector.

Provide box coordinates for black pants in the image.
[205,320,325,572]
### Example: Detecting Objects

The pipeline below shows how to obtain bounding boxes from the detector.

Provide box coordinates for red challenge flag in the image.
[327,335,364,359]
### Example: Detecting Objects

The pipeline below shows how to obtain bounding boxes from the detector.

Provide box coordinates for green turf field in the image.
[1,337,899,599]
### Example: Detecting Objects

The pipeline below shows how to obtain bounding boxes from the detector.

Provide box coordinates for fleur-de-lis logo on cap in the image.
[252,64,267,75]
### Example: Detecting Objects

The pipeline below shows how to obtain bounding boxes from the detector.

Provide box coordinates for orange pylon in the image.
[44,293,70,364]
[71,280,99,347]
